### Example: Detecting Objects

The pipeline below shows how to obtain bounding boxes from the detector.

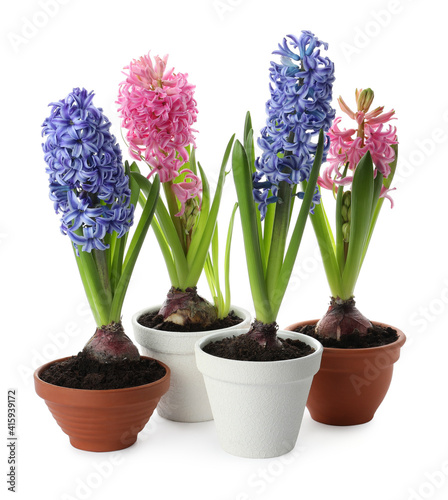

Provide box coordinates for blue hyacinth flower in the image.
[254,30,336,219]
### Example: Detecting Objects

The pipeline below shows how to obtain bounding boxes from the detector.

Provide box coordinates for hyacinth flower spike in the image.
[42,88,160,362]
[233,31,335,347]
[118,53,237,327]
[311,88,398,339]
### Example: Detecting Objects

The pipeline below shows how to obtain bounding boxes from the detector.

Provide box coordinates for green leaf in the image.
[108,165,141,294]
[107,230,117,280]
[150,205,179,287]
[129,161,141,175]
[383,143,398,190]
[109,175,160,322]
[266,180,293,304]
[204,253,218,308]
[223,203,238,317]
[110,233,126,295]
[163,181,186,254]
[129,170,141,210]
[244,128,255,175]
[185,134,235,286]
[244,112,253,147]
[92,249,112,310]
[342,151,374,297]
[360,143,398,266]
[372,171,384,216]
[232,139,273,323]
[73,241,111,326]
[132,171,188,284]
[242,116,264,266]
[308,195,344,298]
[262,199,275,274]
[189,145,198,176]
[187,162,210,256]
[273,129,325,318]
[72,246,102,326]
[288,184,298,223]
[211,224,224,314]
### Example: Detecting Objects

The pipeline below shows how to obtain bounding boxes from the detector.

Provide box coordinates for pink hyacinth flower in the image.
[117,52,198,184]
[171,170,202,216]
[380,185,396,208]
[319,89,397,205]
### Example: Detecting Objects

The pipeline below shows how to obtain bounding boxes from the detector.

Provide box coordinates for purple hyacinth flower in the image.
[42,88,134,252]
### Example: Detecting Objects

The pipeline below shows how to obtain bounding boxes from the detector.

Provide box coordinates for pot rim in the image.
[195,328,323,385]
[34,355,171,394]
[284,319,406,353]
[132,304,252,338]
[196,328,323,365]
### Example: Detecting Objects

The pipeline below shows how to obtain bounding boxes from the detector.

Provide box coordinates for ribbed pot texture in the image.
[284,320,406,426]
[34,356,170,452]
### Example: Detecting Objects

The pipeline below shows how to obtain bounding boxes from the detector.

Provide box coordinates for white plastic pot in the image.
[195,328,323,458]
[132,306,252,423]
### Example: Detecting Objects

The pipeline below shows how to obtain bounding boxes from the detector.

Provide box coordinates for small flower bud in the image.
[357,88,374,112]
[341,204,348,222]
[182,198,200,233]
[342,190,351,208]
[342,222,350,242]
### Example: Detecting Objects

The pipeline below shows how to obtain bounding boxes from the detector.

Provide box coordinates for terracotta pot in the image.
[34,356,170,452]
[284,320,406,426]
[195,328,323,458]
[132,305,251,423]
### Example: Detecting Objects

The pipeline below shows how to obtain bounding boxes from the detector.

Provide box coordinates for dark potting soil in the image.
[203,334,315,361]
[40,352,166,390]
[295,323,398,348]
[137,310,243,332]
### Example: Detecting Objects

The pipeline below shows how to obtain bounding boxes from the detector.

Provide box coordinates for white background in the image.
[2,0,448,499]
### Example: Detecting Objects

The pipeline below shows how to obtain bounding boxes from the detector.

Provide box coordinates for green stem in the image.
[72,246,102,326]
[76,248,111,326]
[155,200,189,286]
[186,162,211,266]
[93,249,113,308]
[266,180,292,304]
[107,231,117,290]
[262,200,275,273]
[110,233,126,294]
[163,181,187,255]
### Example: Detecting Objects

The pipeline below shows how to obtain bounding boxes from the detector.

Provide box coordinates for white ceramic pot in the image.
[132,306,252,423]
[195,328,323,458]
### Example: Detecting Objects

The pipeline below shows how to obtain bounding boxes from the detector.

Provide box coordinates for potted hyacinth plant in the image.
[34,88,170,452]
[286,89,406,425]
[195,31,333,458]
[118,53,251,423]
